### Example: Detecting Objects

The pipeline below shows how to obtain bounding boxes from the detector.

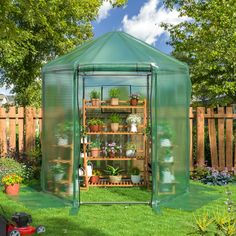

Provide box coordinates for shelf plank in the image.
[87,132,144,135]
[49,160,72,163]
[87,157,145,161]
[52,144,73,148]
[85,105,145,109]
[89,181,145,187]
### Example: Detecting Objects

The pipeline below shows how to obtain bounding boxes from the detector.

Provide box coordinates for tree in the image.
[163,0,236,106]
[0,0,127,107]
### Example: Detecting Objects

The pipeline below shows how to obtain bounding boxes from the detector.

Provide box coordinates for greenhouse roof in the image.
[43,31,188,72]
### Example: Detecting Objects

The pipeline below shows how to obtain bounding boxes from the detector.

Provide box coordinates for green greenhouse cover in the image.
[42,31,191,214]
[43,31,187,72]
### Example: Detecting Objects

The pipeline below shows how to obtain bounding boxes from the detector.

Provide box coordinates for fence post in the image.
[189,107,193,170]
[218,107,225,169]
[226,107,233,169]
[25,107,36,152]
[207,108,218,168]
[9,107,16,152]
[0,108,7,156]
[197,107,205,166]
[18,107,24,153]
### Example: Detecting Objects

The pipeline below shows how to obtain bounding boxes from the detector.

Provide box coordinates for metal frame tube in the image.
[80,201,150,205]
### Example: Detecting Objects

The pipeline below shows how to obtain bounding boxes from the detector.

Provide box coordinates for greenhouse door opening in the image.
[78,72,153,196]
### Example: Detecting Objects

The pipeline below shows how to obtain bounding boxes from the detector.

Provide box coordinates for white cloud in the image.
[97,1,113,23]
[121,0,189,45]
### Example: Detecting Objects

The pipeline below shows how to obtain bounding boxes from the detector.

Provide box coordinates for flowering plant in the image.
[126,114,142,124]
[130,93,140,100]
[1,174,23,186]
[103,142,122,155]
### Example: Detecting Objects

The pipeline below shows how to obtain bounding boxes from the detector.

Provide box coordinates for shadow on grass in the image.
[161,183,221,211]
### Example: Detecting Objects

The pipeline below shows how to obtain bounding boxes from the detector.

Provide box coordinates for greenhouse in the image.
[42,31,191,212]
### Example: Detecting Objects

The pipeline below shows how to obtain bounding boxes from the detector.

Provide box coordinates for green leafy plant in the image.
[104,165,123,176]
[0,158,24,184]
[90,140,101,149]
[1,174,23,186]
[109,113,121,123]
[131,167,140,175]
[126,114,142,124]
[89,90,100,99]
[51,164,65,174]
[87,118,102,126]
[130,93,140,100]
[125,143,136,150]
[55,121,72,139]
[92,169,102,176]
[109,88,120,98]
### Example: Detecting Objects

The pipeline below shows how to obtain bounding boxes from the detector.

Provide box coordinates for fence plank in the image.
[207,108,218,168]
[38,108,42,142]
[9,107,16,151]
[25,107,35,152]
[189,107,193,170]
[226,107,233,169]
[18,107,24,153]
[218,107,225,169]
[197,107,205,166]
[0,108,7,156]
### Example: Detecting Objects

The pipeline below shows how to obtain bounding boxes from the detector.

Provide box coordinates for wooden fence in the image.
[0,106,235,171]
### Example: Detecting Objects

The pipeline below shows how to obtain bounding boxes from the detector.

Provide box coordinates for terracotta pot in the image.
[130,98,138,106]
[111,98,119,106]
[109,175,122,184]
[131,175,141,184]
[111,123,119,132]
[5,184,20,196]
[108,151,115,158]
[89,124,99,132]
[90,176,100,184]
[91,148,100,157]
[92,99,100,106]
[98,125,103,132]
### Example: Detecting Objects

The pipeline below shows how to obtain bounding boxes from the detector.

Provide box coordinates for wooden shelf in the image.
[87,157,145,160]
[52,144,72,148]
[89,181,145,187]
[85,105,145,109]
[87,132,144,135]
[49,160,72,164]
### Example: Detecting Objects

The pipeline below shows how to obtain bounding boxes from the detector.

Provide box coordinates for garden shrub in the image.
[0,158,24,183]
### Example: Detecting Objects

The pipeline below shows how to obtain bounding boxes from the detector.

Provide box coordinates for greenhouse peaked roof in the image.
[43,31,187,72]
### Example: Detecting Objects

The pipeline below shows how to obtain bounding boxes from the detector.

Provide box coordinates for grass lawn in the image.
[0,182,235,236]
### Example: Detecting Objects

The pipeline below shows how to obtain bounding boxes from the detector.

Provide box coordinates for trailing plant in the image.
[125,143,136,150]
[104,165,123,176]
[51,164,65,174]
[109,88,120,98]
[126,114,142,124]
[90,90,100,99]
[2,174,23,186]
[109,113,121,123]
[103,142,122,155]
[131,167,140,175]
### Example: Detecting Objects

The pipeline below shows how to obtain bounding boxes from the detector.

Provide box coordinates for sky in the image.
[0,0,187,95]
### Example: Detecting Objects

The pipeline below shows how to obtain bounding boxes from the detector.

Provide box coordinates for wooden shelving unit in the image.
[81,99,149,189]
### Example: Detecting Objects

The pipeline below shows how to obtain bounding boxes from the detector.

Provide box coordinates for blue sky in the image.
[92,0,187,54]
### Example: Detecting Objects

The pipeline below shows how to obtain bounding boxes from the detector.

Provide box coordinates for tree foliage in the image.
[163,0,236,106]
[0,0,127,107]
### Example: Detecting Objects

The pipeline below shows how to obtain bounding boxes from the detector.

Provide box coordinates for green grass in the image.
[0,182,235,236]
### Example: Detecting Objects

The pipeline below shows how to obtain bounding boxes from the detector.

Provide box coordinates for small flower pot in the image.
[5,184,20,196]
[126,149,135,157]
[87,165,93,177]
[160,139,171,147]
[81,136,88,143]
[130,98,139,106]
[91,99,100,106]
[164,156,174,163]
[109,175,122,184]
[108,151,115,158]
[98,125,103,132]
[111,98,119,106]
[58,137,68,145]
[111,123,119,132]
[131,175,141,184]
[89,124,99,132]
[91,148,100,157]
[130,123,138,133]
[54,173,64,181]
[90,176,100,184]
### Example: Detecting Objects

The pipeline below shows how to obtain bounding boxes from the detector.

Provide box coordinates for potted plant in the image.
[158,122,173,147]
[125,143,136,157]
[88,118,100,132]
[55,121,72,145]
[90,169,102,184]
[130,167,141,184]
[103,142,122,157]
[104,165,123,184]
[109,113,121,132]
[126,114,142,133]
[161,168,175,183]
[97,119,104,132]
[80,125,88,144]
[130,93,140,106]
[87,161,93,177]
[90,140,101,157]
[164,149,174,163]
[109,88,120,106]
[90,90,100,106]
[2,174,23,195]
[51,164,65,181]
